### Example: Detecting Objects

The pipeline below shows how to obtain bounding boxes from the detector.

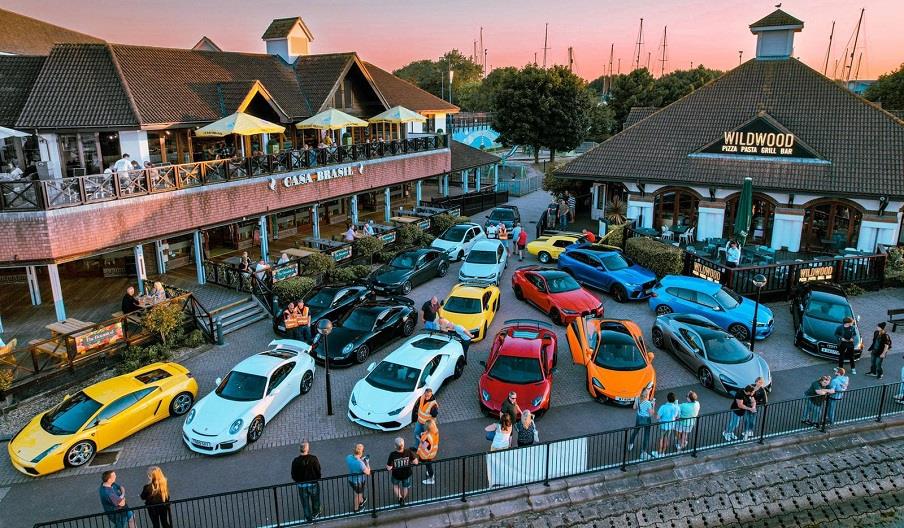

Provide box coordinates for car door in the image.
[373,308,400,347]
[668,287,696,313]
[566,316,593,366]
[694,293,725,324]
[552,239,572,259]
[418,355,444,391]
[673,327,702,369]
[462,228,477,254]
[524,273,550,311]
[791,289,807,329]
[496,245,507,278]
[265,363,297,418]
[414,254,432,284]
[87,388,156,450]
[576,252,605,288]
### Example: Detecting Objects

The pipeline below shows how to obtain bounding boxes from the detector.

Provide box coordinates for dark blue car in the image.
[557,248,657,302]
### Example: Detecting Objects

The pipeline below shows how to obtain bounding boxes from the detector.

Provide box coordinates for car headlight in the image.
[229,418,243,435]
[482,389,491,402]
[350,393,357,406]
[719,374,737,387]
[532,396,543,407]
[388,406,405,416]
[185,408,196,425]
[802,333,817,343]
[31,443,61,464]
[592,378,604,390]
[342,343,354,355]
[561,308,578,315]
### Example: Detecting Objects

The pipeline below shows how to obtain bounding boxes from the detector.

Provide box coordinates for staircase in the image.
[213,297,269,335]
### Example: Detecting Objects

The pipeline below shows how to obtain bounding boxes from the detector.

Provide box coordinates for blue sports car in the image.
[648,275,774,342]
[557,248,657,302]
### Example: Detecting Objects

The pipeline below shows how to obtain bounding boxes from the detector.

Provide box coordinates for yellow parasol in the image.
[297,108,368,130]
[367,106,427,124]
[195,112,285,137]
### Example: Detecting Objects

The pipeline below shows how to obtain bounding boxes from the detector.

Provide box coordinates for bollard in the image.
[215,317,225,346]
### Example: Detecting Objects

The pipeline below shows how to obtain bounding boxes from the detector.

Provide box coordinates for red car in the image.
[512,266,604,326]
[479,320,558,415]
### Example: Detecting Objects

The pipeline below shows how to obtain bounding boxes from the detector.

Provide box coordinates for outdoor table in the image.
[390,215,421,224]
[46,318,94,336]
[634,227,659,237]
[223,256,243,268]
[670,225,690,234]
[283,247,317,258]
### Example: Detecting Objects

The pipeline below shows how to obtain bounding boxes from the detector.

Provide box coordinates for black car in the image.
[791,282,863,360]
[369,248,449,295]
[273,284,376,336]
[484,205,521,233]
[311,297,418,366]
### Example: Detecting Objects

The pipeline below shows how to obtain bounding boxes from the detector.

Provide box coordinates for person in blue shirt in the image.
[826,367,849,425]
[628,387,657,460]
[99,471,134,528]
[345,444,371,512]
[725,240,741,268]
[655,392,680,457]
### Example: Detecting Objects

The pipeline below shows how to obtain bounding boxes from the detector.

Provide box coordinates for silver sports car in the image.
[651,313,771,396]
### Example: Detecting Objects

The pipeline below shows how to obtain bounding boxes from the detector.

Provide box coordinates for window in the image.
[695,294,721,310]
[444,296,482,314]
[802,200,863,251]
[482,291,492,310]
[464,229,476,242]
[40,392,103,435]
[418,356,442,387]
[267,363,296,395]
[653,190,699,229]
[135,369,171,384]
[95,392,142,422]
[672,288,697,302]
[527,274,545,290]
[423,252,436,263]
[411,337,449,350]
[553,240,573,248]
[569,252,592,265]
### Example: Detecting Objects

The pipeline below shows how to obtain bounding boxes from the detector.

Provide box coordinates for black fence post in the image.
[876,384,888,423]
[758,403,769,445]
[544,443,551,486]
[620,428,629,471]
[460,457,467,502]
[369,472,377,519]
[819,399,830,433]
[272,486,281,527]
[691,415,701,458]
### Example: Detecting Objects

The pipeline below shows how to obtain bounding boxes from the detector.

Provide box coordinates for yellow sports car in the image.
[8,362,198,476]
[526,233,585,263]
[439,283,501,341]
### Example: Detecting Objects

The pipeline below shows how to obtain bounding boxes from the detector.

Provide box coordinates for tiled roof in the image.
[364,62,459,113]
[623,106,659,128]
[749,9,803,29]
[192,36,222,52]
[261,17,313,40]
[451,140,500,171]
[17,44,138,128]
[293,53,356,114]
[0,56,45,127]
[0,7,103,55]
[557,58,904,199]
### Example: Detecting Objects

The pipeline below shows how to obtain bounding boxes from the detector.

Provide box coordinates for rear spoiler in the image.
[503,319,554,330]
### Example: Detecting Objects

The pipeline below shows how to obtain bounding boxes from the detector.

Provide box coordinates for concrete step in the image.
[218,299,268,335]
[222,312,268,335]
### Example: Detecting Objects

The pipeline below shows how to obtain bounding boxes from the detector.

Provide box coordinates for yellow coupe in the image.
[8,362,198,476]
[439,283,501,341]
[526,233,585,263]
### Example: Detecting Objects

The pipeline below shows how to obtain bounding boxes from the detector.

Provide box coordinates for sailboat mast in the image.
[823,21,835,76]
[846,8,865,82]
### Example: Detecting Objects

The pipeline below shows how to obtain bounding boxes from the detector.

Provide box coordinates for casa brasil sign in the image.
[268,162,365,191]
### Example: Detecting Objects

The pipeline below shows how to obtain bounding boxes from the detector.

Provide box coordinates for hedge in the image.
[328,264,373,284]
[600,222,627,249]
[626,237,684,278]
[272,276,316,304]
[431,213,472,235]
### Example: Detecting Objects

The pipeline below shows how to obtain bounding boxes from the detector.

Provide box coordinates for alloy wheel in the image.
[248,416,265,443]
[655,304,673,316]
[651,327,664,348]
[300,371,314,394]
[728,324,750,342]
[355,345,370,364]
[401,281,412,295]
[170,392,194,416]
[403,318,416,336]
[66,441,95,467]
[699,368,714,389]
[539,252,551,264]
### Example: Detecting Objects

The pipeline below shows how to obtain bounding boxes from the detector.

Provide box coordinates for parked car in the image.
[438,282,501,341]
[526,232,585,263]
[9,362,198,476]
[310,298,418,366]
[478,320,558,416]
[458,239,508,285]
[484,205,521,233]
[511,265,603,325]
[648,275,774,342]
[183,340,315,454]
[369,248,449,295]
[558,248,657,302]
[791,282,863,360]
[273,284,375,336]
[347,332,467,431]
[652,313,771,395]
[566,318,656,405]
[431,222,486,261]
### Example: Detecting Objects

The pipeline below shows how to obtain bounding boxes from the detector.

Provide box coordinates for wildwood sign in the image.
[698,116,820,159]
[692,261,722,282]
[798,265,834,282]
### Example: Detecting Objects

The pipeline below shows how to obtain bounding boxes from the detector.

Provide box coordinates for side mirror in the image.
[215,377,222,386]
[367,362,377,373]
[94,418,109,427]
[550,367,558,374]
[856,315,861,322]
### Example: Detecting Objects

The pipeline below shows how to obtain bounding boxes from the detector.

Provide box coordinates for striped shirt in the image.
[567,195,576,211]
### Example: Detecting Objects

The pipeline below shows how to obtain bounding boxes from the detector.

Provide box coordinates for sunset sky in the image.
[2,0,901,80]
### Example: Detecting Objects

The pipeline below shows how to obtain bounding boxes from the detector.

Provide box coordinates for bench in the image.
[889,309,904,332]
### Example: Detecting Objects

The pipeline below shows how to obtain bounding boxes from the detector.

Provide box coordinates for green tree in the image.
[457,66,518,112]
[393,50,482,102]
[607,68,657,128]
[587,103,617,143]
[539,66,595,163]
[653,66,722,107]
[865,63,904,111]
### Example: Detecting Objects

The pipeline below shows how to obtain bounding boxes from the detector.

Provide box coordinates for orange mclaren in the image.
[567,317,656,405]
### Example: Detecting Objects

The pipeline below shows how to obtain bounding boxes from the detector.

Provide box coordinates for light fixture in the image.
[708,186,717,202]
[878,196,889,216]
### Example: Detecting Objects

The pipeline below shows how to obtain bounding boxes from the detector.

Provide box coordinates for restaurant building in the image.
[559,9,904,254]
[0,10,501,323]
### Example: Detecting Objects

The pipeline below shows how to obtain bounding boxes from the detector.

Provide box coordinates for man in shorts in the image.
[386,437,419,506]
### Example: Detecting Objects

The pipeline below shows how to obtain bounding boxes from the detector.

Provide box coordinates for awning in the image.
[195,112,286,137]
[297,108,368,130]
[0,126,31,140]
[368,106,427,124]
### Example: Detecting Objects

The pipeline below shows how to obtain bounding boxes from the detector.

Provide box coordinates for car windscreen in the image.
[342,308,379,331]
[805,298,853,322]
[714,287,742,309]
[466,250,497,264]
[390,254,417,269]
[365,361,420,392]
[545,273,581,293]
[593,331,646,371]
[40,391,103,435]
[488,355,544,384]
[489,209,515,221]
[444,296,482,314]
[305,290,336,309]
[216,371,267,402]
[601,254,630,271]
[440,226,469,242]
[701,333,753,364]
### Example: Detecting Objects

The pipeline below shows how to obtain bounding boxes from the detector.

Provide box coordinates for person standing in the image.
[655,392,680,457]
[566,191,577,222]
[485,414,513,451]
[866,322,892,379]
[725,240,741,268]
[422,296,440,331]
[386,438,418,506]
[826,368,849,425]
[500,391,521,425]
[239,251,252,273]
[417,419,440,485]
[345,444,371,512]
[514,410,538,447]
[516,226,528,262]
[294,301,311,342]
[723,385,756,441]
[291,442,321,522]
[801,375,834,425]
[744,377,768,438]
[834,317,857,373]
[113,153,133,173]
[628,387,656,459]
[344,224,357,242]
[557,199,569,230]
[486,222,497,239]
[140,467,172,528]
[511,223,523,256]
[99,471,135,528]
[675,391,700,451]
[413,389,439,448]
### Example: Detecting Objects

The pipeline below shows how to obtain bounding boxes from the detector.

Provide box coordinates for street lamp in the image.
[749,274,767,353]
[316,319,334,416]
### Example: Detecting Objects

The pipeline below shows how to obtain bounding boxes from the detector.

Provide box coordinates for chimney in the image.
[749,9,803,60]
[262,17,314,64]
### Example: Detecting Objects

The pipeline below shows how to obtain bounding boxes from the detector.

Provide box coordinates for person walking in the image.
[723,385,756,441]
[511,223,523,256]
[514,410,538,447]
[516,227,528,261]
[566,191,577,222]
[744,377,768,437]
[486,222,497,239]
[422,296,440,331]
[413,388,439,448]
[866,322,892,379]
[99,471,135,528]
[628,387,656,459]
[386,438,418,506]
[675,391,700,451]
[291,442,321,522]
[345,444,371,512]
[140,467,171,528]
[485,414,513,451]
[834,317,857,373]
[801,375,834,425]
[500,391,521,425]
[417,419,439,485]
[826,367,849,425]
[557,199,570,230]
[655,392,680,457]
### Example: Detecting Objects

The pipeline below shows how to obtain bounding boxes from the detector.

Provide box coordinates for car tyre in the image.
[169,392,194,416]
[457,250,465,262]
[538,251,551,264]
[698,367,715,389]
[728,323,751,342]
[64,440,96,468]
[401,281,412,295]
[655,304,673,316]
[453,357,466,379]
[550,308,564,326]
[514,286,524,300]
[300,371,314,394]
[651,327,665,349]
[402,317,416,336]
[354,344,370,364]
[482,322,488,340]
[612,285,627,303]
[247,416,265,444]
[437,262,449,278]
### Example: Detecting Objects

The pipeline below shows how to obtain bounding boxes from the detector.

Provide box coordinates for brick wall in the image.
[0,150,450,264]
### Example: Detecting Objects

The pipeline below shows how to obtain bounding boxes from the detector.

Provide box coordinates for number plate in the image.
[615,396,634,403]
[820,343,838,355]
[191,438,212,448]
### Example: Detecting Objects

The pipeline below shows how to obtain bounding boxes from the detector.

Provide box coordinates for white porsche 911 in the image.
[347,332,466,431]
[182,340,315,454]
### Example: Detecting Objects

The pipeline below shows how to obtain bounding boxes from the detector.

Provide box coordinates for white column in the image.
[38,133,63,178]
[384,187,391,222]
[475,167,482,191]
[770,211,804,252]
[118,131,151,164]
[48,264,66,322]
[696,204,726,242]
[350,195,359,224]
[26,265,41,305]
[434,113,447,134]
[154,240,167,275]
[856,219,900,252]
[312,205,321,239]
[259,215,269,262]
[493,164,499,191]
[626,198,654,229]
[193,230,206,284]
[415,182,422,207]
[443,174,450,197]
[134,245,148,294]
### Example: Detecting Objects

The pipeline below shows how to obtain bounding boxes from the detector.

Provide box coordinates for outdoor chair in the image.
[661,225,674,241]
[679,226,695,245]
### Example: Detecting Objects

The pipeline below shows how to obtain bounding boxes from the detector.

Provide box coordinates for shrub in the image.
[180,329,207,348]
[398,224,421,246]
[416,230,435,246]
[842,283,865,296]
[273,276,316,304]
[0,368,13,394]
[329,265,373,284]
[626,237,684,278]
[600,223,627,249]
[430,213,469,235]
[354,236,384,262]
[302,252,335,277]
[143,303,185,347]
[116,344,172,374]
